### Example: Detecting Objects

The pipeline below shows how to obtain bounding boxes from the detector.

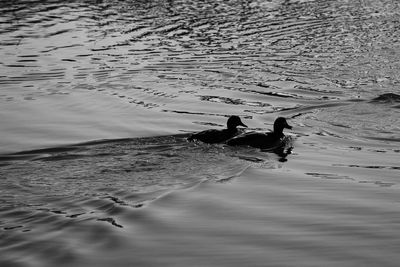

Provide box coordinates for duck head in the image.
[273,117,292,134]
[227,115,247,130]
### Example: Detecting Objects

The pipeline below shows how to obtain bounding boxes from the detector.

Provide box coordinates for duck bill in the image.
[239,122,248,128]
[285,123,292,130]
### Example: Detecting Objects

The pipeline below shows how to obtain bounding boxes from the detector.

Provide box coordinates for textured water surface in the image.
[1,0,399,152]
[1,0,400,266]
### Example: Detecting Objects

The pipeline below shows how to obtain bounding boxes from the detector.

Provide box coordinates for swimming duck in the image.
[187,115,247,144]
[226,117,292,149]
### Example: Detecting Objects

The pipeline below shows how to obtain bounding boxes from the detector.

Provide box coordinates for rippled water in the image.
[1,0,400,266]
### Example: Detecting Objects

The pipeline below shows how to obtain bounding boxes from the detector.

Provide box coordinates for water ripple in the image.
[1,1,400,266]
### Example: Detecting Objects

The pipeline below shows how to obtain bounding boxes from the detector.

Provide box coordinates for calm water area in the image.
[1,0,400,266]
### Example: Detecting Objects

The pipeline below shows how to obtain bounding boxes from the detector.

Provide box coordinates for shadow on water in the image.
[370,92,400,104]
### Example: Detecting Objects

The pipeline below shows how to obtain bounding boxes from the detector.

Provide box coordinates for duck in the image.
[187,115,247,144]
[226,117,292,149]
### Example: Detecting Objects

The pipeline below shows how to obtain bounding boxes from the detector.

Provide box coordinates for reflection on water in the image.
[1,0,400,266]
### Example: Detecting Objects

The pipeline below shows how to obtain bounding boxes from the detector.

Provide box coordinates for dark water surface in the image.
[1,0,400,266]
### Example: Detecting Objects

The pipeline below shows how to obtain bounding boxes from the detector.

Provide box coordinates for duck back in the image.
[188,128,238,144]
[187,115,247,144]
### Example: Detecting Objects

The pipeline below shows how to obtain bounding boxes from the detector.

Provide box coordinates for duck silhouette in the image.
[187,115,247,144]
[226,117,292,149]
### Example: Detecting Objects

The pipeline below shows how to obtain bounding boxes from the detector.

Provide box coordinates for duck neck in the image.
[273,126,284,137]
[227,125,238,133]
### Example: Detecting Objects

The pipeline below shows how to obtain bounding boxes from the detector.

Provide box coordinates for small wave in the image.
[370,93,400,104]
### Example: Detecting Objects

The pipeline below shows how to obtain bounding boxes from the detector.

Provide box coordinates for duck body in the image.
[226,131,283,149]
[188,128,240,144]
[226,117,292,149]
[188,116,247,144]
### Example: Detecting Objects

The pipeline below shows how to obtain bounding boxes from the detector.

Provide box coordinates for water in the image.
[1,0,400,266]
